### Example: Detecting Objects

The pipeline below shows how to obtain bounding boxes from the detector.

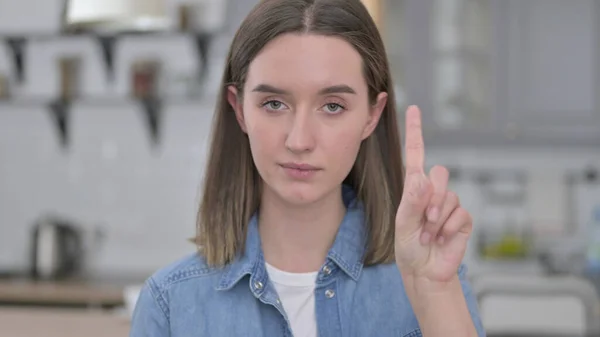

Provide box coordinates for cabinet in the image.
[384,0,600,148]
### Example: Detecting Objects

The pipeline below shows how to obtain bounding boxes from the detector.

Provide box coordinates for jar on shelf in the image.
[131,60,161,99]
[0,73,9,99]
[58,57,81,100]
[178,4,197,31]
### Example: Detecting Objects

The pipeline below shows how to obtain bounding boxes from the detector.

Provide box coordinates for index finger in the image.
[404,105,425,174]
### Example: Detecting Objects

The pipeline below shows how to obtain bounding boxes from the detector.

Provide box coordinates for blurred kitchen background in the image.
[0,0,599,336]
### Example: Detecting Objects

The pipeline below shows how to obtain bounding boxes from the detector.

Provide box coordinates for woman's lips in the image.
[280,162,321,179]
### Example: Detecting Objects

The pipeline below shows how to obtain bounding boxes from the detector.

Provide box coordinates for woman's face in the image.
[229,33,387,205]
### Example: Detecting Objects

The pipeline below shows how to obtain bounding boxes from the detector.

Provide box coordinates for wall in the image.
[0,0,258,276]
[1,0,599,279]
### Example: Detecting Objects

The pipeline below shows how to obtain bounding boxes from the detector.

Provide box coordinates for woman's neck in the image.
[258,185,346,273]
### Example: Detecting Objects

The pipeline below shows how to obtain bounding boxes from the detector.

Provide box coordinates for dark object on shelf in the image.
[97,35,116,80]
[6,37,25,83]
[194,33,212,84]
[141,97,162,148]
[48,99,70,149]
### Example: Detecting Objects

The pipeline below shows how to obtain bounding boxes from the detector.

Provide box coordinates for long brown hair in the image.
[195,0,405,267]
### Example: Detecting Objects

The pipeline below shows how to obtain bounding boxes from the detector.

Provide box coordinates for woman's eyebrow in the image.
[252,84,289,95]
[318,84,356,95]
[251,83,357,95]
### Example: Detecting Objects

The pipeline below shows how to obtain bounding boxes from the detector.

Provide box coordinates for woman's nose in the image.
[284,111,316,154]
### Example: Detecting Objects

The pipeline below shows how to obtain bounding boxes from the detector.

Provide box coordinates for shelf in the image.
[0,28,223,151]
[1,30,215,83]
[1,96,179,151]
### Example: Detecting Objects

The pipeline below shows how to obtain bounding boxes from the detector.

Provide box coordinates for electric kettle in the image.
[30,215,83,280]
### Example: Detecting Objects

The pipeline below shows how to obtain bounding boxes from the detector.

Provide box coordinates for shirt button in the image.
[276,298,281,304]
[254,281,263,290]
[325,289,335,299]
[322,265,332,275]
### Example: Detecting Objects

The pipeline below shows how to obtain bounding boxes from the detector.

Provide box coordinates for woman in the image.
[130,0,485,336]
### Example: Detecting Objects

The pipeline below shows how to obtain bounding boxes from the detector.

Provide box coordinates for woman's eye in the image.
[324,103,344,114]
[263,100,286,111]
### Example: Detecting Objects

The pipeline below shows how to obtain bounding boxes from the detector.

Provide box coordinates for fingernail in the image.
[420,232,431,245]
[437,235,445,245]
[427,207,439,223]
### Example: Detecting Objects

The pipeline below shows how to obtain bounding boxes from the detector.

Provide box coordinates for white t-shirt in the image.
[265,262,318,337]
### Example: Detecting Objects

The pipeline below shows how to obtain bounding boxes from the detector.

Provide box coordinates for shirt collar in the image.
[326,185,367,281]
[216,214,263,291]
[216,185,367,290]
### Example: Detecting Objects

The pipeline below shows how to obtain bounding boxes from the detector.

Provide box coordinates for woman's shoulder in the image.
[131,252,226,335]
[146,251,222,293]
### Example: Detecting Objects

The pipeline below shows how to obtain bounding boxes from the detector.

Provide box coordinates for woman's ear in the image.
[227,85,247,133]
[361,92,388,140]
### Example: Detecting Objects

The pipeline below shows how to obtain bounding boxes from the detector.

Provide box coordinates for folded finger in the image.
[438,207,473,244]
[426,165,449,223]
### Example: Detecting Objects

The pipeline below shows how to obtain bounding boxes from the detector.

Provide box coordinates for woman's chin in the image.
[280,185,321,205]
[272,181,340,207]
[261,180,318,205]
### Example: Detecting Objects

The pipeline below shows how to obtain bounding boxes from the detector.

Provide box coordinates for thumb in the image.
[395,173,433,236]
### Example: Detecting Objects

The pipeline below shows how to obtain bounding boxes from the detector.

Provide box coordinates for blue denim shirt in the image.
[130,187,486,336]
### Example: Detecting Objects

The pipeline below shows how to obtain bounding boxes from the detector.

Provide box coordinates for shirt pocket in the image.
[401,329,423,337]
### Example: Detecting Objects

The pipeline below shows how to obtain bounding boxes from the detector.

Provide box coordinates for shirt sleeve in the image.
[458,264,487,337]
[129,277,171,337]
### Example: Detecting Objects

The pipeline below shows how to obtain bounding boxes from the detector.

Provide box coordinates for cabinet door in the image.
[391,0,600,147]
[382,0,410,121]
[395,0,501,146]
[503,0,600,147]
